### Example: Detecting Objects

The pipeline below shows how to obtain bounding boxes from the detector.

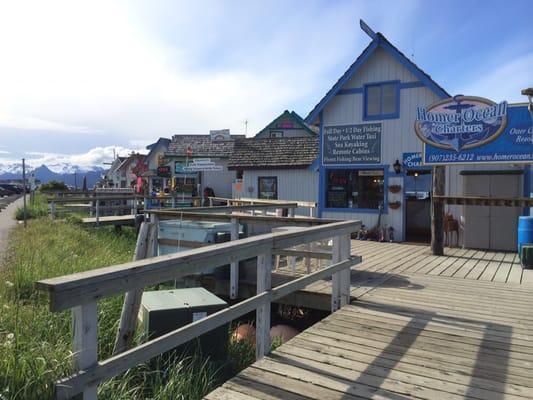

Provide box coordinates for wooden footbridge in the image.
[207,250,533,400]
[35,207,533,399]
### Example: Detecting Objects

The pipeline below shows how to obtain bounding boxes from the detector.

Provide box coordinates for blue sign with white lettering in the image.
[402,152,422,168]
[415,96,532,165]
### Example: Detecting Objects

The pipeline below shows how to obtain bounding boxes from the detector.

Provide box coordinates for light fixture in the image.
[393,159,402,174]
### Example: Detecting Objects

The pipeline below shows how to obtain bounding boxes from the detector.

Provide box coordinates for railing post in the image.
[172,195,176,208]
[256,251,272,359]
[230,217,239,299]
[209,197,213,207]
[72,302,98,399]
[113,221,155,355]
[95,200,100,227]
[331,236,342,312]
[132,198,137,216]
[340,234,351,306]
[50,201,56,220]
[288,208,294,218]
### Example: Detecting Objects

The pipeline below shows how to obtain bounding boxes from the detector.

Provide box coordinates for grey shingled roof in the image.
[166,134,245,157]
[228,137,318,170]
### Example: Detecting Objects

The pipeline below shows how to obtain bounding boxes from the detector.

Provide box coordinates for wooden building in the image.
[254,110,317,139]
[228,136,318,214]
[164,131,244,201]
[304,21,531,250]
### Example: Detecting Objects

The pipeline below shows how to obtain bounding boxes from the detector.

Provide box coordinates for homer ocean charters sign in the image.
[415,95,532,165]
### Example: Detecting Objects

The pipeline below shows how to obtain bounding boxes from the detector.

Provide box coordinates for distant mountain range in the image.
[0,163,106,188]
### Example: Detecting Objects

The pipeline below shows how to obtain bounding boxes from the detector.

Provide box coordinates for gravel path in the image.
[0,196,24,260]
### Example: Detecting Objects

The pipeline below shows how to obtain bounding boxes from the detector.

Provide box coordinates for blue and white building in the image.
[305,21,531,250]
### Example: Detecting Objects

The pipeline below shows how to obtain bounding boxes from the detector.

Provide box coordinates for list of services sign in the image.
[322,123,381,165]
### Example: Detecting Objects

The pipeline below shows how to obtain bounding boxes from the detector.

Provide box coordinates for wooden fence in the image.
[36,220,361,399]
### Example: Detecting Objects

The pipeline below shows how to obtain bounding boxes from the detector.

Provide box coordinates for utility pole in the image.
[22,158,27,228]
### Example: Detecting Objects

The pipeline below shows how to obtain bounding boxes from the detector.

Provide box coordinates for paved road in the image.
[0,196,24,260]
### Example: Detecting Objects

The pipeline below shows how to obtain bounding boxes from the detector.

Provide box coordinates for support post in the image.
[288,208,294,218]
[22,158,27,228]
[50,201,56,220]
[230,217,239,299]
[132,198,137,216]
[431,166,445,255]
[72,302,98,399]
[340,234,351,306]
[256,251,272,359]
[331,236,342,312]
[209,197,213,207]
[95,200,100,227]
[113,222,153,355]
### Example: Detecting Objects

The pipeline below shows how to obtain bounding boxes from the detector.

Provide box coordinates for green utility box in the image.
[138,288,228,361]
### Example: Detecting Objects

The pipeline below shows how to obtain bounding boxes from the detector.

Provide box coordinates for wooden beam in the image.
[72,302,98,399]
[36,221,360,312]
[273,249,332,260]
[230,217,239,299]
[431,166,445,256]
[256,252,272,359]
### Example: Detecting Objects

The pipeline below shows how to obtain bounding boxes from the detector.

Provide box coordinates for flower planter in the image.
[388,201,401,210]
[388,184,401,193]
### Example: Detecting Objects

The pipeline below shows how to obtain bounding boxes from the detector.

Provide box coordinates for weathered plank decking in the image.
[81,214,136,226]
[206,271,533,399]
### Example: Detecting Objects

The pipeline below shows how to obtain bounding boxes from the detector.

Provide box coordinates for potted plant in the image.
[388,184,401,193]
[388,200,401,210]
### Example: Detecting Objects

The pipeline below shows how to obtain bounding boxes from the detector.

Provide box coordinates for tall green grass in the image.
[0,218,228,399]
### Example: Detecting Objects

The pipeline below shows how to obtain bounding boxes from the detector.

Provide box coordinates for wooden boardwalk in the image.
[206,272,533,399]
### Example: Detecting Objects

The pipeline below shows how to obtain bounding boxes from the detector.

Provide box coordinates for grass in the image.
[0,198,257,400]
[14,194,48,221]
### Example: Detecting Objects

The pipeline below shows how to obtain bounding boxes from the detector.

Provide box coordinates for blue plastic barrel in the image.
[518,216,533,254]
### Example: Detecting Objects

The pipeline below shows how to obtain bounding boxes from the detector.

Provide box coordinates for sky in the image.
[0,0,531,170]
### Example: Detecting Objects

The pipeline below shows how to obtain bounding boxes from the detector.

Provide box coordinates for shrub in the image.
[39,181,68,192]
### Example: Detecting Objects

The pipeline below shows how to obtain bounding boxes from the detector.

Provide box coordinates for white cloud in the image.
[0,146,145,173]
[453,52,533,103]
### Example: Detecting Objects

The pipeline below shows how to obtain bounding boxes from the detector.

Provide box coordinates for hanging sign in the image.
[182,159,223,172]
[157,166,171,177]
[402,152,423,168]
[322,123,382,165]
[415,95,532,164]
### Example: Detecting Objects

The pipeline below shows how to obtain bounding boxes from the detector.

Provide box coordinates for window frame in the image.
[363,80,400,121]
[257,176,278,200]
[323,167,387,214]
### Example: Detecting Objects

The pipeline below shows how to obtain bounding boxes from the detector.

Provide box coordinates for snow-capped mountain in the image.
[0,163,106,188]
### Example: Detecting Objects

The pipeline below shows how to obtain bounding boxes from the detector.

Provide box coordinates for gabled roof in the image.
[146,137,171,151]
[166,134,245,158]
[255,110,317,137]
[305,21,450,125]
[228,137,318,170]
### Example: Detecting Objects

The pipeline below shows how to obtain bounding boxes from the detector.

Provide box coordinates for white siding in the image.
[202,159,236,199]
[241,169,318,216]
[322,48,441,240]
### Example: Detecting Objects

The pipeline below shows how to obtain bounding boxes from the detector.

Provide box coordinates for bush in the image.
[39,181,68,192]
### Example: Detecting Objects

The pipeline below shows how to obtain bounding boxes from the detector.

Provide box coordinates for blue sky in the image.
[0,0,531,170]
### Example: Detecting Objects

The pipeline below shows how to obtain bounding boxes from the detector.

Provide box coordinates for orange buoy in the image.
[231,323,256,344]
[270,324,299,344]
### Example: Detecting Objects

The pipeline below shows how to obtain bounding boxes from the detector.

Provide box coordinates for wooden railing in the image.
[208,196,317,217]
[36,220,361,399]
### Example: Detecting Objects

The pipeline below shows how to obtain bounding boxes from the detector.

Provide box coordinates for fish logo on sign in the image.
[414,95,508,152]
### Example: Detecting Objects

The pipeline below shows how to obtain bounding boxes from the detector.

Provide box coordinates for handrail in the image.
[54,256,360,400]
[37,220,357,311]
[36,220,360,399]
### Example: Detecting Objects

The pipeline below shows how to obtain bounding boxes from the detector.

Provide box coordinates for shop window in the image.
[363,81,399,120]
[326,169,384,209]
[258,176,278,200]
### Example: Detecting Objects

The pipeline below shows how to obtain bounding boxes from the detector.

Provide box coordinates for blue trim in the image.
[363,80,400,121]
[378,38,448,99]
[359,19,377,40]
[317,111,324,217]
[305,41,379,124]
[305,33,450,125]
[337,87,364,95]
[399,81,425,89]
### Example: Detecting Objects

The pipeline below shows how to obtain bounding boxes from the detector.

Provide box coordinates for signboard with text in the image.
[402,152,423,168]
[182,159,223,172]
[415,96,532,165]
[322,123,382,165]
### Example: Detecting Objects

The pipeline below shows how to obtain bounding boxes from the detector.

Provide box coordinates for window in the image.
[269,131,284,138]
[326,169,384,209]
[258,176,278,199]
[364,81,399,120]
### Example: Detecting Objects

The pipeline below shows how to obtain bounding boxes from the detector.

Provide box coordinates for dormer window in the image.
[363,80,400,120]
